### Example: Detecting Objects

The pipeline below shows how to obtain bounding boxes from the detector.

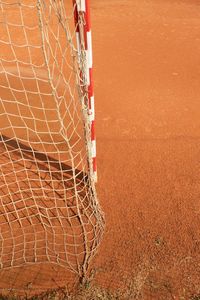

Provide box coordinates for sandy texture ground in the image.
[91,0,200,299]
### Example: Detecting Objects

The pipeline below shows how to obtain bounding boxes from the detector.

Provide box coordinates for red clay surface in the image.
[91,0,200,299]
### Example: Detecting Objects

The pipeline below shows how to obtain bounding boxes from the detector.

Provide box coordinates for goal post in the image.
[74,0,97,182]
[0,0,104,295]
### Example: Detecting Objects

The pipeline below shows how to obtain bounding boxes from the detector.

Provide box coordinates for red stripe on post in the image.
[91,120,95,141]
[83,28,88,50]
[73,0,79,32]
[85,0,91,31]
[93,157,97,172]
[83,0,91,49]
[88,69,94,104]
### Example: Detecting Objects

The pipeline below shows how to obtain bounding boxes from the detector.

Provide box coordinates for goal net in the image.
[0,0,104,295]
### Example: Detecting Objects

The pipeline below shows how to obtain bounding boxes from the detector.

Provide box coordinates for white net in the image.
[0,0,104,295]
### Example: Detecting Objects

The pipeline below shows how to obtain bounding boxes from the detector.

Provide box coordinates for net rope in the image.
[0,0,104,293]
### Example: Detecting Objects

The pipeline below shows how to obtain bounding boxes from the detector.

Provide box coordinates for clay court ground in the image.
[90,0,200,299]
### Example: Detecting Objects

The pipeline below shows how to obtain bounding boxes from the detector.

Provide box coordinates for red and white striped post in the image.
[74,0,97,182]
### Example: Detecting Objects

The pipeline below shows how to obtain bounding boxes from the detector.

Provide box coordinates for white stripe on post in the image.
[91,140,96,158]
[76,32,81,63]
[77,0,86,12]
[86,31,93,68]
[93,171,97,182]
[89,96,95,122]
[85,50,90,85]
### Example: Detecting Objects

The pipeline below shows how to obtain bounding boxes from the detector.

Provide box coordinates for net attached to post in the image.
[0,0,104,295]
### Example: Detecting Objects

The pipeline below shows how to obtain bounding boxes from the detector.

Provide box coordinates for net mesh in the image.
[0,0,104,294]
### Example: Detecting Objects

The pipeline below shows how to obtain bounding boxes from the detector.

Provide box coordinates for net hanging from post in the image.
[0,0,104,293]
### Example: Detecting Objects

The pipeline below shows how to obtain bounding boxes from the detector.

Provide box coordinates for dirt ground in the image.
[90,0,200,299]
